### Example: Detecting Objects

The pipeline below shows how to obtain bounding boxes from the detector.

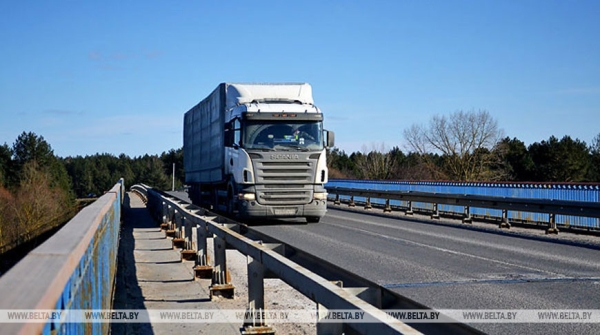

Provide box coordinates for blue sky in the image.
[1,1,599,157]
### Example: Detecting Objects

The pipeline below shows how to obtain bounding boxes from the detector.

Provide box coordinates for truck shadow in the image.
[240,217,310,226]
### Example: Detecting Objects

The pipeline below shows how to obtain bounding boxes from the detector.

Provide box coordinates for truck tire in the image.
[306,217,320,223]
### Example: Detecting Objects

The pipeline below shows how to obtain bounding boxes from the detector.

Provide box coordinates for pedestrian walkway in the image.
[111,192,240,335]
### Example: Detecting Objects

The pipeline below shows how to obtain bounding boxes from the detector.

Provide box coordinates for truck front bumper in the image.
[237,199,327,220]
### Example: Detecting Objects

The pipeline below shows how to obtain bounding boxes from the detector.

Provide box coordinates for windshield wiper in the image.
[287,145,310,152]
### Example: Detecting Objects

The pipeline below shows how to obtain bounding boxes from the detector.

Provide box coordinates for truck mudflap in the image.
[237,198,327,220]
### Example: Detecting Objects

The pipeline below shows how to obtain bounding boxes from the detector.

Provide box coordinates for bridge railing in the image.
[0,179,124,335]
[133,184,482,335]
[326,180,600,233]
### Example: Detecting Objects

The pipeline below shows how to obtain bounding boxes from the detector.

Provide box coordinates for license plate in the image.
[274,208,298,215]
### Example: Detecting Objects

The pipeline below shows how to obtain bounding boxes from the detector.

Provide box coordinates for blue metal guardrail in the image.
[0,179,123,335]
[326,179,600,230]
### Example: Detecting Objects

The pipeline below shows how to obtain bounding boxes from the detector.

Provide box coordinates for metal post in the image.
[194,219,212,279]
[210,236,234,299]
[349,195,356,207]
[317,303,343,335]
[166,207,177,237]
[383,199,392,213]
[172,212,185,249]
[364,197,372,210]
[243,256,274,334]
[181,215,196,261]
[499,209,511,229]
[405,200,414,215]
[431,203,440,219]
[462,206,472,224]
[546,213,559,235]
[160,202,169,230]
[334,194,341,205]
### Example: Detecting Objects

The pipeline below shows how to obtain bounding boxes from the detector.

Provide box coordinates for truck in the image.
[183,83,334,223]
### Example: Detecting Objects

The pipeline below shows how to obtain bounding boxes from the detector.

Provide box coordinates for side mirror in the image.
[325,130,335,148]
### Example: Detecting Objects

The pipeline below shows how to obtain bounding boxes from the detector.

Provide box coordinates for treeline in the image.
[328,110,599,183]
[63,149,184,198]
[0,132,74,252]
[0,132,185,254]
[328,135,600,182]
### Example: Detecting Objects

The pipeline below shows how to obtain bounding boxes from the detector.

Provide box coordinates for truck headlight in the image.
[238,193,256,201]
[313,192,328,200]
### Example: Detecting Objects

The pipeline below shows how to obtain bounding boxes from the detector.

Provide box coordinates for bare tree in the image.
[354,143,396,180]
[403,110,503,181]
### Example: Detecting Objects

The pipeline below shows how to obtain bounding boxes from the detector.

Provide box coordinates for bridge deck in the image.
[111,193,239,335]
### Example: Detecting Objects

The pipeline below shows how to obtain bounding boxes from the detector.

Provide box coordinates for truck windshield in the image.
[244,121,324,151]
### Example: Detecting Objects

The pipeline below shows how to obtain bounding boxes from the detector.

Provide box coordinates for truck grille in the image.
[251,153,317,205]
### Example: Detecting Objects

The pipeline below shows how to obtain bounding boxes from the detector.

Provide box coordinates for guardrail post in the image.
[364,197,372,210]
[210,236,235,299]
[181,214,196,261]
[383,199,392,213]
[546,213,559,235]
[462,206,472,224]
[499,209,511,229]
[243,256,275,335]
[172,211,185,249]
[431,203,440,219]
[334,194,341,205]
[405,200,414,215]
[317,303,343,335]
[160,201,169,230]
[165,206,177,237]
[194,218,213,279]
[348,196,356,207]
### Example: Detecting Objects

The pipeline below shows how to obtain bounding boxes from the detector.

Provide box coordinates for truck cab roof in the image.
[224,83,314,109]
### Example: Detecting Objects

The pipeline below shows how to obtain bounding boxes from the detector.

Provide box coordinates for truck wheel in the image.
[306,217,320,223]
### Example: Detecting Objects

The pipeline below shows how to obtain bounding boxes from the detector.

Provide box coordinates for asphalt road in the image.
[249,207,600,335]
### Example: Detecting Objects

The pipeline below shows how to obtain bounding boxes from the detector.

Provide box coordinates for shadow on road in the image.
[111,193,155,335]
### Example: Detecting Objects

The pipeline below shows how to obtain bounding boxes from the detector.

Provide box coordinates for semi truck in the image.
[183,83,334,223]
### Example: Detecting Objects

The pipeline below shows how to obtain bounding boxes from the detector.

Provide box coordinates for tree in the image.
[138,155,171,190]
[12,161,72,245]
[0,143,12,187]
[327,147,356,179]
[393,152,438,180]
[403,110,503,181]
[528,135,590,182]
[495,137,535,181]
[353,143,397,180]
[11,132,72,197]
[589,133,600,182]
[160,148,184,189]
[12,132,54,170]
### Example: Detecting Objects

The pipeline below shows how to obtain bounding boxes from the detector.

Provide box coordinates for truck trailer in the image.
[183,83,334,223]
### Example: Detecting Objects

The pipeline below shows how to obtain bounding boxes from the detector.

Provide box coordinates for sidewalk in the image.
[111,192,239,335]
